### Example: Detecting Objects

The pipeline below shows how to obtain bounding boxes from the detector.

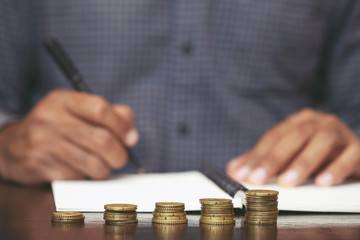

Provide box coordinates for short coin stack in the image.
[199,198,235,225]
[52,211,85,223]
[152,202,188,224]
[245,189,279,225]
[103,203,138,225]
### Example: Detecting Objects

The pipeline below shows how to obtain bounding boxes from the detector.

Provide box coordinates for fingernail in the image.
[316,173,333,186]
[248,167,267,184]
[125,128,139,146]
[280,170,299,185]
[235,166,250,181]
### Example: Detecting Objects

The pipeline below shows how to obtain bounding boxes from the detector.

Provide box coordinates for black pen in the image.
[43,37,145,174]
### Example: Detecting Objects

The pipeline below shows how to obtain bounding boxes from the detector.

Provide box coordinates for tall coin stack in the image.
[152,202,188,224]
[199,198,235,225]
[245,189,279,225]
[103,203,138,225]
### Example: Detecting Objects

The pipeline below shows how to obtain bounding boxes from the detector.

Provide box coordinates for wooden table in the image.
[1,180,359,240]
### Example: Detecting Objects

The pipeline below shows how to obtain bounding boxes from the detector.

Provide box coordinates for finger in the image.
[113,105,139,146]
[40,159,87,182]
[278,131,344,187]
[48,138,112,180]
[226,152,250,181]
[315,145,360,186]
[61,91,131,144]
[246,124,314,185]
[231,112,307,182]
[55,114,128,169]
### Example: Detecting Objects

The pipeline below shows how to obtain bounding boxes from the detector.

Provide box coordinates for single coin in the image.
[104,203,137,212]
[153,216,187,221]
[199,198,233,205]
[105,219,138,225]
[153,212,186,217]
[199,219,235,225]
[246,190,278,197]
[201,213,234,218]
[52,212,85,223]
[152,218,188,224]
[200,216,235,221]
[155,208,185,213]
[104,211,137,218]
[155,202,185,208]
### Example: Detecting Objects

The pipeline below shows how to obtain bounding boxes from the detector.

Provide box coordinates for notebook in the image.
[52,170,360,213]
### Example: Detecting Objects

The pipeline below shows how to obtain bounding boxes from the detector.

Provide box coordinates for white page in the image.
[52,171,241,212]
[52,171,360,213]
[243,179,360,213]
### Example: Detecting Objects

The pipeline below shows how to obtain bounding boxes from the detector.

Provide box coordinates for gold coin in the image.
[104,211,137,217]
[246,190,278,197]
[153,212,186,217]
[52,212,85,223]
[104,203,137,212]
[201,213,234,218]
[152,218,188,224]
[105,219,138,225]
[155,208,185,213]
[153,216,187,221]
[201,209,234,215]
[199,219,235,225]
[200,216,235,221]
[199,198,233,205]
[155,202,184,208]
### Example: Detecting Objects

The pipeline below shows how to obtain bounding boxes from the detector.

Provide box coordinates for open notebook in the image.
[52,171,360,213]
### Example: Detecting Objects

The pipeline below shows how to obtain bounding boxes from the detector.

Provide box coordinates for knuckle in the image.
[299,108,316,117]
[90,96,110,118]
[45,89,68,101]
[323,114,339,126]
[95,130,114,148]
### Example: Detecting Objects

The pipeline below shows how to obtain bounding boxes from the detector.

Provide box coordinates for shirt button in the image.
[178,123,190,136]
[181,42,193,56]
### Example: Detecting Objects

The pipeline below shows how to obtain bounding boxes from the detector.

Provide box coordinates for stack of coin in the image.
[199,198,235,225]
[51,211,85,223]
[103,203,138,225]
[245,189,279,225]
[152,202,188,224]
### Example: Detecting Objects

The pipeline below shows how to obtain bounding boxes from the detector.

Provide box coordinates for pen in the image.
[43,37,145,174]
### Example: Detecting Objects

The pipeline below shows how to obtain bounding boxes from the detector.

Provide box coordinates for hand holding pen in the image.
[0,39,143,186]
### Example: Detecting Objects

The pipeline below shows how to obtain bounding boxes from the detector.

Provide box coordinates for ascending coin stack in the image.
[199,198,235,225]
[245,189,279,225]
[103,203,138,225]
[52,212,85,223]
[152,202,188,224]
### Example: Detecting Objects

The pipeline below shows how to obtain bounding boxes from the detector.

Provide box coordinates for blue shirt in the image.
[0,0,359,172]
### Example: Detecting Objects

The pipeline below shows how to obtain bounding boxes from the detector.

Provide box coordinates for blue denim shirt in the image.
[0,0,359,172]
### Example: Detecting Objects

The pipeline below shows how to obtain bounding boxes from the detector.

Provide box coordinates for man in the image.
[0,0,359,186]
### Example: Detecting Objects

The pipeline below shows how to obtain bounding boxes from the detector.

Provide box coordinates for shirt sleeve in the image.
[0,1,34,118]
[324,0,360,136]
[0,108,19,131]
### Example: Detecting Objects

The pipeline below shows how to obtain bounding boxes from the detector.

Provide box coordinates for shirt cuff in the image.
[0,108,19,131]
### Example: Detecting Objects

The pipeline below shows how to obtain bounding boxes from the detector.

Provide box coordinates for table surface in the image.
[1,180,360,240]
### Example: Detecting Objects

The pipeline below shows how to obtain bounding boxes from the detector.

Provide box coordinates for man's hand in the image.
[0,89,139,185]
[227,109,360,187]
